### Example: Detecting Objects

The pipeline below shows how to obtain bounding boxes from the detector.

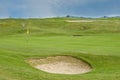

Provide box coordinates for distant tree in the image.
[80,17,85,18]
[66,15,70,18]
[9,16,13,19]
[103,16,108,18]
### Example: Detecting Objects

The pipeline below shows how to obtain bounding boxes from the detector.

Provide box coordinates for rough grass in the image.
[0,18,120,80]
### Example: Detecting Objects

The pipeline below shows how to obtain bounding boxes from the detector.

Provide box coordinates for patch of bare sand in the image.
[27,56,92,74]
[66,20,95,23]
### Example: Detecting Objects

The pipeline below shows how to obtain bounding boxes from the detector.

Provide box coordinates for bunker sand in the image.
[66,20,95,23]
[27,56,92,74]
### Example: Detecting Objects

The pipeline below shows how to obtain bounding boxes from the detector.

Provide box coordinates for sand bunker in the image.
[27,56,92,74]
[66,20,95,23]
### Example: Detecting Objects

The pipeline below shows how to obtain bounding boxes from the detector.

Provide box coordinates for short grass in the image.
[0,18,120,80]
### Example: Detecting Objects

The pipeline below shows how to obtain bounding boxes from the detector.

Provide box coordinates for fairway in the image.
[0,18,120,80]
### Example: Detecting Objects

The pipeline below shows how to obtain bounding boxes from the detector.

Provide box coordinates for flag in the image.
[27,29,30,34]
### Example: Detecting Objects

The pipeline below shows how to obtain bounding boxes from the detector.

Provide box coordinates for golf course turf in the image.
[0,18,120,80]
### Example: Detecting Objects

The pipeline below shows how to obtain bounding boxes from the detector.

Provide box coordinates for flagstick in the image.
[22,19,30,51]
[26,19,30,50]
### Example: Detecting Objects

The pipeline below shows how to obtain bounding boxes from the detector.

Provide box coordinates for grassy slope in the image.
[0,18,120,80]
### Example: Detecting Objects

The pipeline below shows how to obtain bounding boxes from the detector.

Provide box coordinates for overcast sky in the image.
[0,0,120,18]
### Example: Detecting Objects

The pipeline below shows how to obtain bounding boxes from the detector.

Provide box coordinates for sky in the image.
[0,0,120,18]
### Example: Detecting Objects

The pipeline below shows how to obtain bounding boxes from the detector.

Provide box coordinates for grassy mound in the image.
[0,17,120,80]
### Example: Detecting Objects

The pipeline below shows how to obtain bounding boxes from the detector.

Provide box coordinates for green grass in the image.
[0,18,120,80]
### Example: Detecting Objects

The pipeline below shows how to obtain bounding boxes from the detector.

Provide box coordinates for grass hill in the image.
[0,18,120,80]
[0,18,120,36]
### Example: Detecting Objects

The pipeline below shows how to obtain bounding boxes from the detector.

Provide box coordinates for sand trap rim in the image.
[27,55,92,66]
[27,55,92,74]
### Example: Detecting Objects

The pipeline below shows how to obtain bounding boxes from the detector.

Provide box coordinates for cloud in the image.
[0,0,26,18]
[52,0,109,7]
[0,0,119,18]
[0,1,9,18]
[23,0,110,17]
[21,0,112,17]
[23,0,57,18]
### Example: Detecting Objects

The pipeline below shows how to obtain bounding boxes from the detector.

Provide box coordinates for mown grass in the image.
[0,18,120,80]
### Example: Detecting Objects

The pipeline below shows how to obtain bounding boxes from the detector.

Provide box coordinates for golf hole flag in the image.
[27,29,30,34]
